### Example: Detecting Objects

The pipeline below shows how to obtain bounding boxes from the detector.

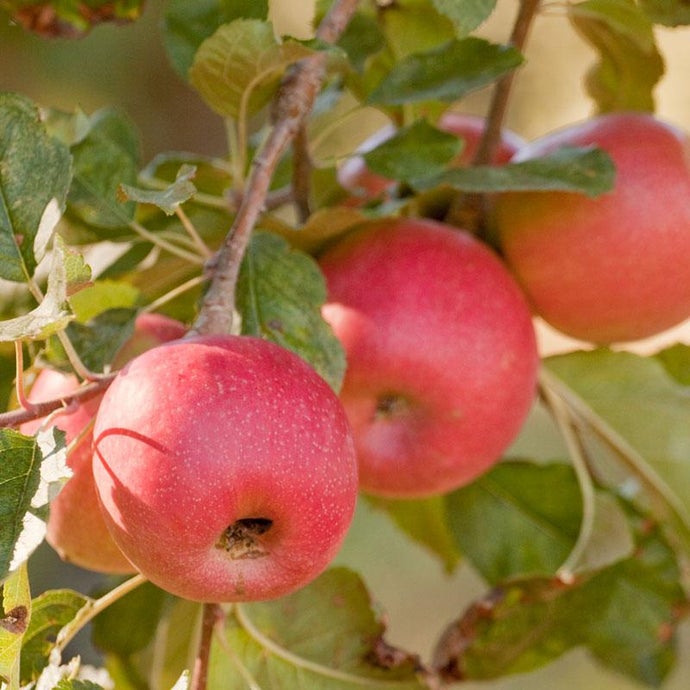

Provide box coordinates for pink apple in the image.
[21,312,187,573]
[495,112,690,343]
[92,335,358,603]
[318,217,539,498]
[338,113,524,206]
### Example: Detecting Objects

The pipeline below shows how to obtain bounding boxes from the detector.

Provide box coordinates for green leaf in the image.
[363,120,462,182]
[569,0,664,113]
[0,0,144,38]
[378,0,457,60]
[68,279,140,324]
[0,92,72,283]
[333,11,385,72]
[67,108,141,230]
[211,568,425,688]
[639,0,690,25]
[20,589,90,684]
[413,146,616,197]
[655,343,690,385]
[0,243,74,343]
[366,495,461,573]
[446,461,583,584]
[368,37,523,105]
[162,0,269,79]
[432,0,497,36]
[545,349,690,523]
[0,564,31,689]
[119,164,197,215]
[433,511,686,686]
[189,19,314,120]
[0,428,68,584]
[91,581,169,657]
[236,231,346,392]
[140,152,233,198]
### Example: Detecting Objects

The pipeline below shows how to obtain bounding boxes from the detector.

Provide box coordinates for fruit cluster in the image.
[26,111,690,606]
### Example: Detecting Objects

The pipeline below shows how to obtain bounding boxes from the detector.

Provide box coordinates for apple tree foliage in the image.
[1,0,690,688]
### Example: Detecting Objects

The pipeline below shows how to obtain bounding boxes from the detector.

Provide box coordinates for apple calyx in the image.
[217,518,274,560]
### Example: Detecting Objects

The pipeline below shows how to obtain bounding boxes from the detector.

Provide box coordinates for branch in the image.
[445,0,542,232]
[191,0,360,337]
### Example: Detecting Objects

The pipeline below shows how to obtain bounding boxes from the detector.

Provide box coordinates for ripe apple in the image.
[21,312,187,573]
[338,113,524,206]
[318,217,539,498]
[495,112,690,343]
[91,335,358,603]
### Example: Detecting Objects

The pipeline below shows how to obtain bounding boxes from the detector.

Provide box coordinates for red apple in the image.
[338,113,524,206]
[495,112,690,343]
[21,313,187,573]
[92,335,358,603]
[318,217,539,498]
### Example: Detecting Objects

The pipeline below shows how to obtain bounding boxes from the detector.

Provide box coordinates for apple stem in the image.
[191,602,225,690]
[445,0,542,234]
[190,0,360,338]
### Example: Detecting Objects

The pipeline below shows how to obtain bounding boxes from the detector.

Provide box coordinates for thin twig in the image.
[0,374,116,429]
[292,123,313,222]
[191,0,360,337]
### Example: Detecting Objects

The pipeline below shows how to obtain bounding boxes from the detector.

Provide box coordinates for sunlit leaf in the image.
[368,38,523,105]
[545,349,690,520]
[0,428,68,584]
[0,243,74,343]
[189,19,315,120]
[412,146,615,197]
[655,343,690,385]
[162,0,269,79]
[0,93,72,283]
[0,564,31,689]
[236,231,346,391]
[432,0,497,36]
[20,589,90,684]
[569,0,664,113]
[211,568,426,688]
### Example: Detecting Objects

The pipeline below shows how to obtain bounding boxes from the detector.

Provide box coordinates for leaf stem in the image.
[538,368,597,579]
[53,573,148,656]
[13,341,36,414]
[190,0,360,337]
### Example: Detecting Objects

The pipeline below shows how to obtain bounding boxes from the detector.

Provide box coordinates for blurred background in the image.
[2,1,690,688]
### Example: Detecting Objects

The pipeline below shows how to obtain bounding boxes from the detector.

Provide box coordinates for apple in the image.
[338,113,524,206]
[318,217,539,498]
[91,334,358,603]
[495,112,690,343]
[21,312,187,573]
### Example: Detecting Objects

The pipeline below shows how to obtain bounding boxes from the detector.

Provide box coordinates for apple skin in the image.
[92,335,358,603]
[318,217,539,498]
[338,113,524,206]
[21,313,187,574]
[495,112,690,343]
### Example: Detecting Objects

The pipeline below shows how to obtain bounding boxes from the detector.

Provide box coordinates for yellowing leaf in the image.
[189,19,314,120]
